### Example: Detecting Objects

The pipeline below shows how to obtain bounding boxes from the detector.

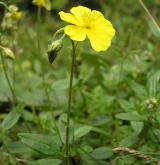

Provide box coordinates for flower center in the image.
[85,25,91,29]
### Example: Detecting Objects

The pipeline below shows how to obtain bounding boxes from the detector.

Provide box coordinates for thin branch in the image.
[138,0,160,33]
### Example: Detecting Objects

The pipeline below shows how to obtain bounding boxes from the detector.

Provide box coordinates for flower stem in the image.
[138,0,160,33]
[37,6,41,54]
[65,41,76,165]
[0,53,17,104]
[0,1,9,10]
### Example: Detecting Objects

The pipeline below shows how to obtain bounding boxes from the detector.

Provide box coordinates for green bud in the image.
[8,5,18,13]
[47,39,62,64]
[0,46,15,59]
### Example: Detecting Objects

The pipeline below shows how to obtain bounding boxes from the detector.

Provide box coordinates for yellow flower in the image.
[8,5,22,21]
[1,5,22,29]
[33,0,46,7]
[12,11,22,21]
[59,6,115,52]
[32,0,51,10]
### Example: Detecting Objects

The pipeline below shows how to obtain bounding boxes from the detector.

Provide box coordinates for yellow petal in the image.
[70,6,91,26]
[12,11,22,20]
[86,10,115,52]
[89,10,112,28]
[87,29,115,52]
[64,25,86,41]
[87,29,115,51]
[59,11,79,25]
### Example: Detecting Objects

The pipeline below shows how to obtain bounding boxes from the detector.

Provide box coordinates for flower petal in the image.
[87,29,115,51]
[64,25,87,41]
[86,10,115,52]
[70,6,91,26]
[89,10,113,29]
[59,11,78,25]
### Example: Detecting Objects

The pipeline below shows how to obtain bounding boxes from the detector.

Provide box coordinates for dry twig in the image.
[113,147,160,164]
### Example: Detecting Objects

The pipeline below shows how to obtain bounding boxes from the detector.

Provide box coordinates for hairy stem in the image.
[65,41,76,165]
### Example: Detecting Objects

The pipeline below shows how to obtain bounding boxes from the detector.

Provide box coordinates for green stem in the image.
[52,28,64,40]
[0,53,17,104]
[65,41,76,165]
[0,1,9,10]
[37,6,41,54]
[138,0,160,33]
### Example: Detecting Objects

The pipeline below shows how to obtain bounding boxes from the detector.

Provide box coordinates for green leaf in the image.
[115,112,144,121]
[18,133,61,155]
[2,104,24,130]
[148,70,160,97]
[89,115,111,126]
[28,159,62,165]
[118,99,134,112]
[120,134,138,147]
[74,126,92,140]
[52,78,77,91]
[91,146,113,159]
[7,141,36,154]
[0,46,15,59]
[78,145,93,153]
[131,121,144,134]
[130,81,147,99]
[57,113,74,144]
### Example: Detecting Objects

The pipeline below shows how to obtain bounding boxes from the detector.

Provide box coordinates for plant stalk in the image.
[65,41,76,165]
[138,0,160,33]
[0,1,9,10]
[37,6,41,54]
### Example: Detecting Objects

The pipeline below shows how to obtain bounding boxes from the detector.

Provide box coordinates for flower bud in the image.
[145,98,158,110]
[47,39,62,64]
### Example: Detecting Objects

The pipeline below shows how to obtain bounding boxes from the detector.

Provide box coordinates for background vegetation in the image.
[0,0,160,164]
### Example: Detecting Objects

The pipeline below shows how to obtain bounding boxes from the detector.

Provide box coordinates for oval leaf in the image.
[29,159,62,165]
[18,133,61,155]
[115,112,144,121]
[120,134,139,147]
[2,104,24,130]
[131,121,144,134]
[74,126,92,140]
[91,146,113,159]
